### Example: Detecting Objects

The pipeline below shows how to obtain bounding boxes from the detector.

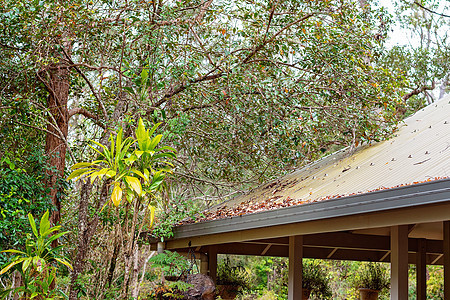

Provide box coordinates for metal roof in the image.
[212,95,450,213]
[162,97,450,260]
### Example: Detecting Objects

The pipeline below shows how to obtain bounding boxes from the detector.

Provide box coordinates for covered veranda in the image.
[151,97,450,299]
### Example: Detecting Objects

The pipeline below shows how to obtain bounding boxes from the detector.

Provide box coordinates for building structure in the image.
[151,96,450,299]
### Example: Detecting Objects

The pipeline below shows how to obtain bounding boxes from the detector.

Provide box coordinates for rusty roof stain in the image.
[185,96,450,223]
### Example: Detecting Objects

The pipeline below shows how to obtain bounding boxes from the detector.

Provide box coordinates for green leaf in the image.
[115,129,123,163]
[89,140,108,153]
[22,258,31,272]
[131,169,146,181]
[144,169,150,182]
[149,135,163,150]
[71,162,93,170]
[44,231,70,247]
[39,210,50,237]
[153,152,176,160]
[41,226,62,239]
[136,118,146,142]
[28,213,38,238]
[141,67,149,86]
[67,168,94,181]
[123,86,135,95]
[149,205,155,228]
[1,249,26,255]
[154,146,177,153]
[135,150,144,158]
[148,122,161,138]
[106,170,116,178]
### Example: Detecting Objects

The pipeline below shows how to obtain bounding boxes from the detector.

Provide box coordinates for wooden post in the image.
[208,245,218,283]
[288,235,303,300]
[391,225,408,300]
[444,221,450,300]
[416,238,426,300]
[200,253,208,275]
[157,242,164,254]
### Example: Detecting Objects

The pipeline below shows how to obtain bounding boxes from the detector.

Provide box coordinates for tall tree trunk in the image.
[69,182,92,300]
[130,245,140,299]
[69,181,108,300]
[107,227,121,287]
[44,64,70,226]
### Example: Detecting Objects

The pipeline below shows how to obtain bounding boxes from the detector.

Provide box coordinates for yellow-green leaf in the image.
[67,168,94,181]
[111,184,123,207]
[106,170,116,178]
[149,205,155,228]
[71,162,93,170]
[131,169,146,181]
[0,259,25,275]
[54,258,73,270]
[22,258,31,272]
[125,176,142,196]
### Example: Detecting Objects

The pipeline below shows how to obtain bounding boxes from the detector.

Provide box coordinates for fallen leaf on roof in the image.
[178,177,449,225]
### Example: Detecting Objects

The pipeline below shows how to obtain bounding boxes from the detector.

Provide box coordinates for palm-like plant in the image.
[67,118,176,297]
[0,211,72,299]
[67,118,176,226]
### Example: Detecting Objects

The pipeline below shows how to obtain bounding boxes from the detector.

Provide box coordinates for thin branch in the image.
[403,81,436,101]
[263,0,280,41]
[194,0,214,24]
[0,42,25,51]
[148,71,225,112]
[60,46,108,119]
[68,107,106,129]
[189,24,217,68]
[182,98,222,112]
[14,120,61,140]
[175,3,203,13]
[414,1,450,18]
[242,13,315,64]
[293,105,340,110]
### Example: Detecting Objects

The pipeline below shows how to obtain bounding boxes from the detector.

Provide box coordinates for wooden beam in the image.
[416,239,427,300]
[327,248,338,259]
[288,236,303,300]
[166,202,450,249]
[380,251,390,262]
[261,244,272,255]
[391,225,409,300]
[431,254,443,265]
[247,233,443,254]
[444,221,450,300]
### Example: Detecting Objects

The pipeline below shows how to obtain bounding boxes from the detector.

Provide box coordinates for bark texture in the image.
[43,64,70,226]
[68,181,108,300]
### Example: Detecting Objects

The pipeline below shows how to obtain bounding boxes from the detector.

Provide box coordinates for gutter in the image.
[173,178,450,239]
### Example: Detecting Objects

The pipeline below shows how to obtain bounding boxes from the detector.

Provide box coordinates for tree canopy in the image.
[1,0,448,298]
[1,0,405,202]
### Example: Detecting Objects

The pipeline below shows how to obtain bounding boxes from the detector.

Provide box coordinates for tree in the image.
[380,0,450,110]
[1,0,409,298]
[2,0,403,204]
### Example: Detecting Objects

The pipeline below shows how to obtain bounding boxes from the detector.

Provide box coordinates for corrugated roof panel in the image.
[215,95,450,211]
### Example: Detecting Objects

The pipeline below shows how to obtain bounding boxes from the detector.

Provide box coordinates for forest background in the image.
[0,0,449,299]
